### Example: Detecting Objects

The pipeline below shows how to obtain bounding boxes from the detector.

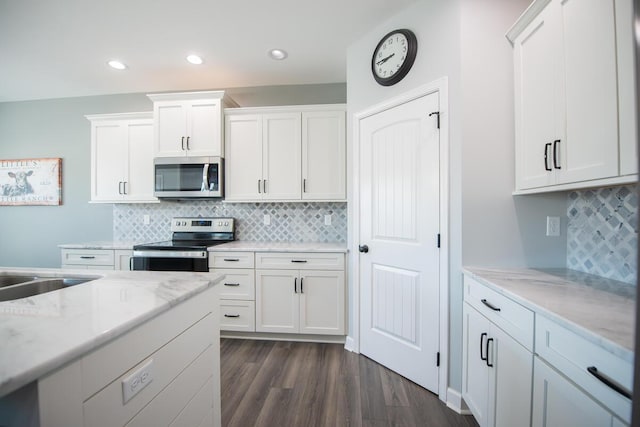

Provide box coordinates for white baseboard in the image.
[446,387,472,415]
[344,336,358,353]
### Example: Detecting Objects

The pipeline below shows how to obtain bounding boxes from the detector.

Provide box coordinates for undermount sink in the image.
[0,274,98,302]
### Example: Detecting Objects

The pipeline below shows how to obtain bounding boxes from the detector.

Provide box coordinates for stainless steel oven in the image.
[132,217,234,272]
[154,156,223,199]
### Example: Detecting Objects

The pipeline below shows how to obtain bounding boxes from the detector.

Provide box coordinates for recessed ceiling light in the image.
[186,54,204,65]
[107,60,127,70]
[268,49,288,60]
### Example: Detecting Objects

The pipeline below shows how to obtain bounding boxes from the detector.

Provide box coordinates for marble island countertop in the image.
[0,267,223,398]
[208,241,348,252]
[58,241,140,250]
[463,267,635,361]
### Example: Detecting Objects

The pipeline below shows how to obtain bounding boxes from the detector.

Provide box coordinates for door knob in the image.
[359,245,369,253]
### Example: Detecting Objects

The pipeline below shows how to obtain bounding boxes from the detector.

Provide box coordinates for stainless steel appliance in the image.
[154,156,223,199]
[132,217,234,271]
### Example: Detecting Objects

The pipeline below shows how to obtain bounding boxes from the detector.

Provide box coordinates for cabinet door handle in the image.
[481,299,501,312]
[258,179,262,194]
[118,181,123,195]
[224,283,240,287]
[486,338,494,367]
[544,142,552,171]
[186,136,190,150]
[223,258,240,262]
[123,181,128,195]
[224,314,240,318]
[480,332,488,361]
[587,366,632,399]
[181,136,185,150]
[80,256,96,259]
[300,277,304,294]
[294,277,298,293]
[291,260,308,264]
[553,139,561,169]
[303,179,307,193]
[263,179,267,193]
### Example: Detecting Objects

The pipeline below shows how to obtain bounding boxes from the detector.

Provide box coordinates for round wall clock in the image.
[371,29,418,86]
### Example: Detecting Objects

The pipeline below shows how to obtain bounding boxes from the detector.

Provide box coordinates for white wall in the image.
[347,0,567,395]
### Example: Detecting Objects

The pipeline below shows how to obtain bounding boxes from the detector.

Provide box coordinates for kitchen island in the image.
[0,268,224,427]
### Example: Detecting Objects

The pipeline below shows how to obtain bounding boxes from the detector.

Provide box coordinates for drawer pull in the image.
[300,277,304,294]
[291,260,308,263]
[224,283,240,287]
[480,332,488,361]
[80,256,96,259]
[224,314,240,318]
[223,258,240,262]
[587,366,632,399]
[294,277,298,293]
[481,299,501,312]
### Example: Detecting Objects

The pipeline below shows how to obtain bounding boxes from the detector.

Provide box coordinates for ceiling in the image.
[0,0,419,103]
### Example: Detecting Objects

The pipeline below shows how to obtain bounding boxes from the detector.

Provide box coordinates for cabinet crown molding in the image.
[85,111,153,121]
[506,0,552,44]
[225,103,346,115]
[147,90,238,107]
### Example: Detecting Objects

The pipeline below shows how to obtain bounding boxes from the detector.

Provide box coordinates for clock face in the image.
[371,29,417,86]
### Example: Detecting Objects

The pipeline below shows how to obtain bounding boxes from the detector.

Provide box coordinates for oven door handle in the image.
[202,164,210,192]
[132,250,208,259]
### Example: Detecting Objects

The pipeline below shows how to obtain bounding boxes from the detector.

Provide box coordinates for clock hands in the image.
[376,53,395,66]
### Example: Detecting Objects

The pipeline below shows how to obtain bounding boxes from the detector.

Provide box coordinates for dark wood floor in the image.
[220,339,479,427]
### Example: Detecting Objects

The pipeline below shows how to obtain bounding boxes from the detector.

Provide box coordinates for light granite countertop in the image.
[0,267,223,398]
[463,267,635,362]
[58,241,140,250]
[208,241,348,252]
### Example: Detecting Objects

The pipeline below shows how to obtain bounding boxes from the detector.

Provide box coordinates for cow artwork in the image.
[2,171,34,197]
[0,158,62,206]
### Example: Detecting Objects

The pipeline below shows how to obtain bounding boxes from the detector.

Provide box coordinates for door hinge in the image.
[429,111,440,129]
[436,352,440,367]
[437,233,441,248]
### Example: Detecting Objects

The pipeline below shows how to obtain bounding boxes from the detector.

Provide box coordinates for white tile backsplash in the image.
[113,201,347,243]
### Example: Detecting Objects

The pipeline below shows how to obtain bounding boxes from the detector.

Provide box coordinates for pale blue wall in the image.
[0,84,346,268]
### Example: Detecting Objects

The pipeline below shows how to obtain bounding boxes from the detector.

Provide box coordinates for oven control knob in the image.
[175,221,180,226]
[218,221,223,226]
[224,221,229,226]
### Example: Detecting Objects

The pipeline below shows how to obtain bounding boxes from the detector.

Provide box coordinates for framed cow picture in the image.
[0,158,62,206]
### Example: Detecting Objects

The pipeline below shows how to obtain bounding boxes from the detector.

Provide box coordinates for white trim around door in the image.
[347,77,450,402]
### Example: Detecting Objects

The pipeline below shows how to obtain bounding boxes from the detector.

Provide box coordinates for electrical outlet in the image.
[143,214,150,225]
[546,216,560,237]
[324,214,332,226]
[263,214,271,225]
[122,359,154,403]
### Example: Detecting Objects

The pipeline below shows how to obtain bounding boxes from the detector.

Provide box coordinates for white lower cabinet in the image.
[255,252,345,336]
[209,252,256,332]
[462,303,533,427]
[532,357,623,427]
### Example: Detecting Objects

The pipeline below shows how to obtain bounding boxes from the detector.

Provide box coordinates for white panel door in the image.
[262,113,301,200]
[187,100,222,157]
[255,269,298,333]
[359,92,440,392]
[125,121,155,202]
[155,102,187,157]
[224,115,263,201]
[299,270,345,335]
[557,0,619,184]
[302,111,346,200]
[92,122,126,201]
[513,2,561,190]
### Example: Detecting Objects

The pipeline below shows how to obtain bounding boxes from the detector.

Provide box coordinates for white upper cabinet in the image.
[225,105,346,202]
[508,0,637,193]
[87,112,157,203]
[302,111,346,200]
[148,91,237,158]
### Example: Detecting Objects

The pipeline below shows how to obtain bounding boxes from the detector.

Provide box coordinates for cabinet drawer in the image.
[215,268,255,300]
[209,251,254,269]
[83,313,214,427]
[464,275,533,350]
[61,249,114,266]
[535,315,632,423]
[220,300,255,332]
[255,252,344,270]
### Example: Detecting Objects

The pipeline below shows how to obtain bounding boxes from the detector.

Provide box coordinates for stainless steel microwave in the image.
[154,156,223,199]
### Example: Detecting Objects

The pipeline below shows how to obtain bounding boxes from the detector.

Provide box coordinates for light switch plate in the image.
[546,216,560,237]
[263,214,271,225]
[324,214,332,226]
[122,359,154,404]
[143,214,150,225]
